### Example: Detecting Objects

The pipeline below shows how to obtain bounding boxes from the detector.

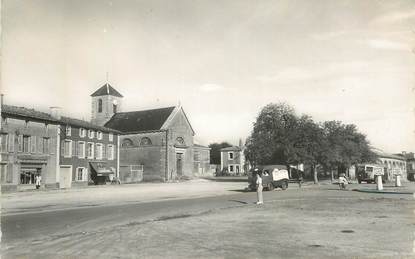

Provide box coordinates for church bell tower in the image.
[91,83,123,126]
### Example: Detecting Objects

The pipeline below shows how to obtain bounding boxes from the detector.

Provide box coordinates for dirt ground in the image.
[2,185,414,259]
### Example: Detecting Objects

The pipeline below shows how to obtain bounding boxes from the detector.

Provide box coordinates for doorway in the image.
[176,153,183,177]
[59,166,72,189]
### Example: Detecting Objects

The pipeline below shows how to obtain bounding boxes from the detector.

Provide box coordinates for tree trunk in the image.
[313,164,318,184]
[331,170,334,182]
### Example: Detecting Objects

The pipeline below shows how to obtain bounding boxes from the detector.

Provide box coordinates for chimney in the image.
[49,106,61,120]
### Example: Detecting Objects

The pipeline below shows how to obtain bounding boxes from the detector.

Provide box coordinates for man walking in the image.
[255,169,263,204]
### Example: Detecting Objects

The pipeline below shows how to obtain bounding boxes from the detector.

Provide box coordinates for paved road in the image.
[2,183,414,258]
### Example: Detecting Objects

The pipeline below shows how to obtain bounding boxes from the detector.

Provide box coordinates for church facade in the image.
[91,84,206,182]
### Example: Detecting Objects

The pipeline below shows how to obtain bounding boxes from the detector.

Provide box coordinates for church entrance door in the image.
[176,153,183,177]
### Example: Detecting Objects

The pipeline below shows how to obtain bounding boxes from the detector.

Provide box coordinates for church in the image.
[90,83,210,182]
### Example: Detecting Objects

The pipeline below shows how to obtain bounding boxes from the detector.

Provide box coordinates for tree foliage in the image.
[245,103,377,183]
[208,142,232,165]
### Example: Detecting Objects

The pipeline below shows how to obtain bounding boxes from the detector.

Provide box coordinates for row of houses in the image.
[0,84,211,192]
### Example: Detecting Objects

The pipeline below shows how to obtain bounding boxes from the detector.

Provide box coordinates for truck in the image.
[248,165,289,191]
[356,164,386,184]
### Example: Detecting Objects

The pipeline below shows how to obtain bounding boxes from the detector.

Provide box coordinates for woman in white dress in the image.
[256,170,263,204]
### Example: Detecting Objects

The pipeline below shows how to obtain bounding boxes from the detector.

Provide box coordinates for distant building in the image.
[397,152,414,181]
[91,84,200,182]
[193,144,211,176]
[375,151,407,181]
[220,146,246,175]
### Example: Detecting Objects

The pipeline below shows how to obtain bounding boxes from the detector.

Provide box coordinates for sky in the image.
[1,0,415,153]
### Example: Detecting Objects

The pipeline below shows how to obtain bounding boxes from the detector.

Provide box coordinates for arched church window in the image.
[140,137,152,146]
[175,137,185,146]
[121,138,134,147]
[98,99,103,113]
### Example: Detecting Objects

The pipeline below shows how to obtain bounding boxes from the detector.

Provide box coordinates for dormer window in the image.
[65,125,71,136]
[98,99,103,113]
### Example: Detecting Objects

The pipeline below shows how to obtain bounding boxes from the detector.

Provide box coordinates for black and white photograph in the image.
[1,0,414,258]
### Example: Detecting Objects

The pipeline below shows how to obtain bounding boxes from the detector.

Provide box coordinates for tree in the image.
[321,121,377,179]
[208,142,232,165]
[244,103,299,168]
[245,103,377,184]
[294,115,326,183]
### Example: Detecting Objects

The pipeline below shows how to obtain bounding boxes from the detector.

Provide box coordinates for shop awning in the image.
[90,162,114,176]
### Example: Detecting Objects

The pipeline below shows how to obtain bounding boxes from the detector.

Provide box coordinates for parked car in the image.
[248,165,289,191]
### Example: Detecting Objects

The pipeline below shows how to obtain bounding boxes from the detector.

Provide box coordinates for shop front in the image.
[18,160,46,190]
[89,162,115,185]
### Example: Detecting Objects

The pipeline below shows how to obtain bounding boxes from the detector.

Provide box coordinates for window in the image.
[175,137,185,146]
[229,165,234,172]
[79,128,86,138]
[42,138,50,154]
[140,137,152,146]
[97,131,103,140]
[18,135,23,152]
[87,142,94,159]
[23,135,30,153]
[88,130,95,139]
[78,141,85,158]
[76,167,87,181]
[113,104,117,113]
[228,152,234,160]
[8,133,14,152]
[98,99,103,113]
[65,126,71,136]
[122,138,133,147]
[0,133,8,152]
[194,151,200,161]
[63,140,72,157]
[96,143,103,160]
[107,144,114,160]
[30,136,37,153]
[109,133,113,142]
[108,144,114,160]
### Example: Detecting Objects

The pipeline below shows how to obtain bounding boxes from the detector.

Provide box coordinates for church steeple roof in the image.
[91,83,123,97]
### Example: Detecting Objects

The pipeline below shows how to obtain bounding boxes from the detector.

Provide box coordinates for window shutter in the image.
[39,137,44,153]
[61,140,65,156]
[72,141,76,157]
[18,135,23,152]
[102,144,106,160]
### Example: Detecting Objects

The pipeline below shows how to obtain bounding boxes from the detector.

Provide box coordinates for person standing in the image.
[298,170,303,188]
[35,174,41,190]
[256,170,263,204]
